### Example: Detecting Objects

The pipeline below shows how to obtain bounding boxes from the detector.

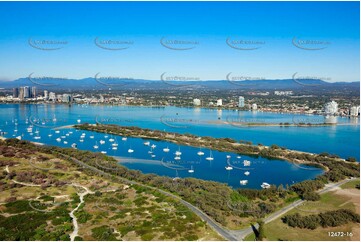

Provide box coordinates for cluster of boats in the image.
[6,118,272,189]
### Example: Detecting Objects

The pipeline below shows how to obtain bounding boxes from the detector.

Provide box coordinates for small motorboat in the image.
[240,180,248,185]
[261,182,271,189]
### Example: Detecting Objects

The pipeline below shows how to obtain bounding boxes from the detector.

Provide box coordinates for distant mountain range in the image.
[0,77,359,91]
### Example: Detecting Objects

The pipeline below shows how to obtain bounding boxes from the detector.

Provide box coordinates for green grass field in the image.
[245,180,360,241]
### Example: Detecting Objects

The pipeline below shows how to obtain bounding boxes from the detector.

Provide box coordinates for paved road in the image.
[56,152,355,241]
[232,178,356,240]
[57,152,238,241]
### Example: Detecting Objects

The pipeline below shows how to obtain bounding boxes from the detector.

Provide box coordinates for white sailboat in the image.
[112,138,118,147]
[244,171,250,176]
[226,155,231,159]
[143,141,150,146]
[56,138,61,142]
[77,119,81,123]
[188,166,194,173]
[122,137,127,141]
[63,141,68,144]
[55,130,60,134]
[175,147,182,156]
[93,142,99,149]
[128,148,134,153]
[71,143,77,149]
[205,150,214,161]
[90,135,94,139]
[197,147,204,156]
[163,147,170,152]
[101,151,107,154]
[174,155,181,160]
[225,166,233,171]
[236,156,241,159]
[100,140,105,145]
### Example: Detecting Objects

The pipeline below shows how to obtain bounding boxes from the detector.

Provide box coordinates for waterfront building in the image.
[12,88,19,98]
[44,90,49,100]
[238,96,245,107]
[193,98,201,106]
[350,106,360,116]
[31,87,36,98]
[62,94,72,103]
[49,92,56,102]
[23,86,30,98]
[324,101,338,115]
[18,88,24,100]
[216,99,222,107]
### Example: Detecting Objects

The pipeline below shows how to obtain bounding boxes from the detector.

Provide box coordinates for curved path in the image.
[232,178,356,240]
[56,152,356,241]
[56,152,238,241]
[69,184,94,241]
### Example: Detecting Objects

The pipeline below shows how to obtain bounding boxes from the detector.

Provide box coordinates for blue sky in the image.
[0,1,359,82]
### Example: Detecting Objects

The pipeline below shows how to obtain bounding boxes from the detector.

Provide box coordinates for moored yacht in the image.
[261,182,271,189]
[240,180,248,185]
[163,147,170,152]
[188,166,194,173]
[205,150,214,161]
[243,160,251,166]
[175,147,182,156]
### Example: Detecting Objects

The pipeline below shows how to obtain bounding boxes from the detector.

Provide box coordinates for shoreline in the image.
[75,123,347,171]
[0,102,359,120]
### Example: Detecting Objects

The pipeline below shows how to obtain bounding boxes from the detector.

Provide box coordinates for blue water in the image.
[0,103,359,188]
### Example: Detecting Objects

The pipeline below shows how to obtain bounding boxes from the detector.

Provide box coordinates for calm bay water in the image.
[0,103,359,189]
